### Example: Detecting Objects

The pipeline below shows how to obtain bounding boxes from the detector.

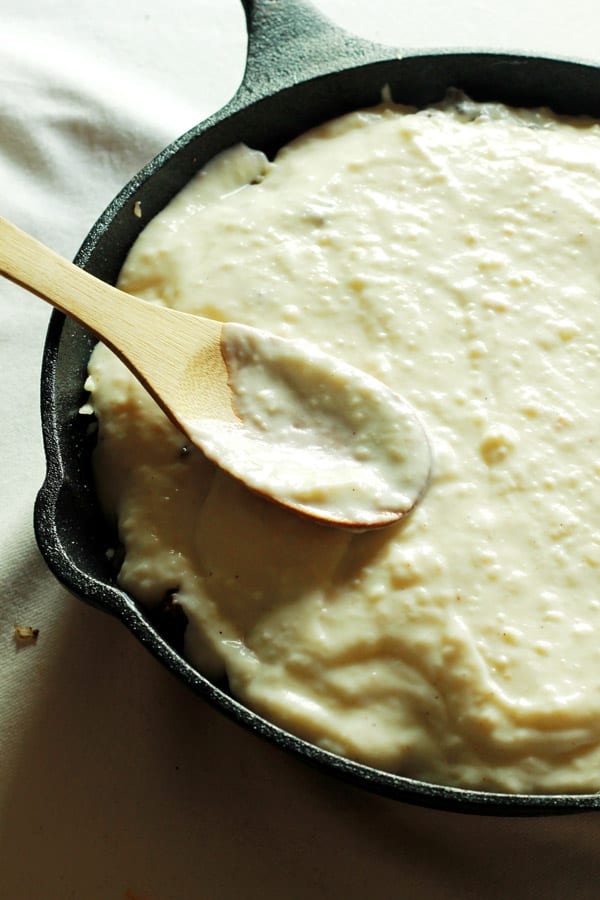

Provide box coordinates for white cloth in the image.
[2,1,600,897]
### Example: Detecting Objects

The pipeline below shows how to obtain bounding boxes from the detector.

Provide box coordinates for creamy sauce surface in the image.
[87,95,600,792]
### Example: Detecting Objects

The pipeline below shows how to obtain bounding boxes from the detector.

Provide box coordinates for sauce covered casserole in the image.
[85,94,600,792]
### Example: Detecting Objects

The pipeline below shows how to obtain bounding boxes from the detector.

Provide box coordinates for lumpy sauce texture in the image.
[86,95,600,792]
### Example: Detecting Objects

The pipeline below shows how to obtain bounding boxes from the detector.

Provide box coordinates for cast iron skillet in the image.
[34,0,600,815]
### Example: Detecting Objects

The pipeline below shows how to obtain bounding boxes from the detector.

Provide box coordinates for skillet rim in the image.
[34,38,600,815]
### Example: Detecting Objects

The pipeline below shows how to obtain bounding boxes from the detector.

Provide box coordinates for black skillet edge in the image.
[33,0,600,814]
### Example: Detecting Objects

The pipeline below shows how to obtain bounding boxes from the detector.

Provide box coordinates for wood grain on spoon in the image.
[0,216,431,529]
[0,217,237,428]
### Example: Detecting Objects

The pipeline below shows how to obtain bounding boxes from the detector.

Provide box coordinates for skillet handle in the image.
[237,0,394,101]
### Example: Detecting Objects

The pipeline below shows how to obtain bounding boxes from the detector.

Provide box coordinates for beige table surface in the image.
[3,1,600,897]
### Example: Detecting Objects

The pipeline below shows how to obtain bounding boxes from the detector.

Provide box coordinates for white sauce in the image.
[87,94,600,792]
[185,322,430,526]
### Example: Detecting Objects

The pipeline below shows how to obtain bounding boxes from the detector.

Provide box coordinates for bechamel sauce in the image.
[86,94,600,792]
[185,322,430,526]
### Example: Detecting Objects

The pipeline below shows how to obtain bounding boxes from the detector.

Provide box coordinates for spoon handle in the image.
[0,216,232,423]
[0,216,145,343]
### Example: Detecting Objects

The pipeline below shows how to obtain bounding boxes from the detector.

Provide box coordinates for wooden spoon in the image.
[0,216,431,529]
